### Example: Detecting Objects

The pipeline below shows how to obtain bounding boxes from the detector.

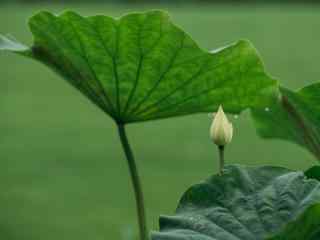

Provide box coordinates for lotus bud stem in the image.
[210,105,233,175]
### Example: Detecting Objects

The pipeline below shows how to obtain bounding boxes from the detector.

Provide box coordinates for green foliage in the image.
[152,165,320,240]
[305,166,320,181]
[2,8,320,240]
[252,84,320,160]
[267,204,320,240]
[0,10,277,123]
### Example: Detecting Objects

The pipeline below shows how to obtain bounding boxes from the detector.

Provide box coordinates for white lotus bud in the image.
[210,105,233,146]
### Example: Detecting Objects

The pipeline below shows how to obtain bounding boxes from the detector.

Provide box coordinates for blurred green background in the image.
[1,2,320,240]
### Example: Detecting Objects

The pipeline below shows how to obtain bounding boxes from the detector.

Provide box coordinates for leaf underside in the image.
[152,165,320,240]
[0,10,277,123]
[251,84,320,160]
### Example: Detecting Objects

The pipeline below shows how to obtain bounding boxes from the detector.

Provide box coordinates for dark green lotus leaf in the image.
[267,203,320,240]
[305,166,320,181]
[152,165,320,240]
[0,10,277,123]
[251,84,320,160]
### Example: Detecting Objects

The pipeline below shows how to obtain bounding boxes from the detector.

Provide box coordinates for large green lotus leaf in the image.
[152,165,320,240]
[266,203,320,240]
[0,10,277,123]
[251,84,320,159]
